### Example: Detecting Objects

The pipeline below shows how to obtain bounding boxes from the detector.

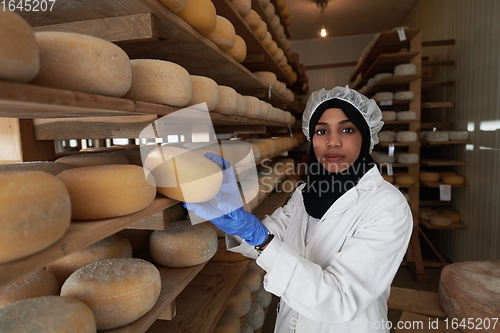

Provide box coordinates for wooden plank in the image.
[127,210,168,230]
[305,61,358,71]
[422,39,456,47]
[0,196,178,286]
[395,311,461,333]
[363,74,422,95]
[388,286,446,318]
[420,160,466,166]
[419,219,467,230]
[0,118,55,163]
[420,181,465,188]
[147,260,251,333]
[421,102,454,109]
[32,13,158,43]
[158,301,176,321]
[421,140,469,146]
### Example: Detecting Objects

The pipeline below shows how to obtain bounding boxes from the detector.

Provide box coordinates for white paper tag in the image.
[387,164,393,176]
[268,84,272,99]
[397,28,407,41]
[380,100,393,106]
[288,124,293,137]
[388,144,395,156]
[439,184,452,201]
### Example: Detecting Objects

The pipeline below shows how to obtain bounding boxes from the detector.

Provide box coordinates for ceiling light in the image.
[320,27,327,37]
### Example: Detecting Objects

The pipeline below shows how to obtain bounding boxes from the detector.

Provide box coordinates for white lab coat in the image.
[227,166,413,333]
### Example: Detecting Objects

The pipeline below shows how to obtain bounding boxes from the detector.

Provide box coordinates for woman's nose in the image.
[327,133,341,147]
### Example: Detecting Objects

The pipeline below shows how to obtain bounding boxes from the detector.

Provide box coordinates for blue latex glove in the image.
[184,153,269,246]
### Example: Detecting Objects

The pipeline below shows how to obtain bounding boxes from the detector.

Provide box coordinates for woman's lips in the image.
[323,153,345,162]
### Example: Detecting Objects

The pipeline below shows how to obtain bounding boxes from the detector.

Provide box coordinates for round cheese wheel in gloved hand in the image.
[56,165,156,220]
[176,0,217,36]
[61,258,161,331]
[0,171,71,264]
[31,31,132,97]
[0,10,39,83]
[143,145,223,202]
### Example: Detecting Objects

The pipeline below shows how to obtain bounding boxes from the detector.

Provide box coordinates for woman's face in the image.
[312,108,363,173]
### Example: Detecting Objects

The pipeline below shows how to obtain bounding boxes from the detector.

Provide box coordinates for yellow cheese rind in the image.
[442,175,465,185]
[150,220,218,267]
[56,165,156,220]
[188,75,220,111]
[227,35,247,63]
[441,211,461,223]
[230,0,251,16]
[32,31,132,97]
[395,175,415,185]
[143,145,223,203]
[61,258,161,330]
[419,171,440,182]
[123,59,192,107]
[55,152,129,168]
[0,296,96,333]
[0,161,71,175]
[207,16,236,52]
[176,0,217,36]
[244,10,261,30]
[214,85,238,115]
[157,0,186,13]
[0,270,58,307]
[0,171,71,264]
[46,234,133,287]
[429,214,453,227]
[0,11,39,83]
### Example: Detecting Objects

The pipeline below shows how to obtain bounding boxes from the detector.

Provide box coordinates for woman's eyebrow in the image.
[315,119,351,126]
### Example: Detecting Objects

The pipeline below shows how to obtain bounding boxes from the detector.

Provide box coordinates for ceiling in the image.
[287,0,421,40]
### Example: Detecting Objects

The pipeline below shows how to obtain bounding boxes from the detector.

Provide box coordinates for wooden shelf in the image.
[377,163,418,168]
[146,260,251,333]
[421,101,454,109]
[376,142,420,147]
[15,0,296,110]
[383,120,420,125]
[420,201,454,207]
[421,140,470,146]
[420,159,466,166]
[364,74,422,95]
[377,99,413,106]
[0,196,178,286]
[420,181,465,188]
[419,219,467,230]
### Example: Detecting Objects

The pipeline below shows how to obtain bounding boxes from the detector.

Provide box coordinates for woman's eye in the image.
[341,128,355,134]
[315,129,327,135]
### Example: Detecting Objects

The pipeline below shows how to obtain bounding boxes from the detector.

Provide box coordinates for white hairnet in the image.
[302,85,384,153]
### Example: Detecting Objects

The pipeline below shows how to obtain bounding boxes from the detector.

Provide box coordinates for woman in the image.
[186,86,413,333]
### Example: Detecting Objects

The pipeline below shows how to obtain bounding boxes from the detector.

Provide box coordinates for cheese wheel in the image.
[268,40,278,56]
[439,170,457,179]
[230,0,251,16]
[0,10,39,83]
[396,131,417,143]
[214,85,238,115]
[240,265,263,293]
[419,208,438,221]
[143,145,223,202]
[61,258,161,330]
[150,220,218,267]
[371,152,395,164]
[208,16,236,51]
[396,111,417,121]
[32,31,131,97]
[187,75,220,110]
[394,91,414,101]
[0,171,71,263]
[117,229,153,254]
[226,35,247,63]
[0,270,58,307]
[233,93,248,116]
[158,0,186,13]
[56,152,129,168]
[373,91,394,102]
[441,211,461,223]
[57,165,156,220]
[262,31,273,48]
[367,78,376,86]
[254,285,272,309]
[246,302,265,330]
[176,0,217,36]
[397,153,419,164]
[46,234,133,287]
[227,285,252,317]
[263,3,275,19]
[253,71,277,87]
[123,59,192,107]
[0,161,71,175]
[426,131,449,142]
[243,96,261,119]
[442,175,465,185]
[382,174,394,183]
[213,309,241,333]
[429,214,453,227]
[0,296,96,333]
[244,10,261,30]
[378,130,396,143]
[253,20,268,40]
[374,73,393,81]
[394,63,416,76]
[382,111,397,121]
[447,131,469,141]
[420,171,440,182]
[274,80,287,96]
[241,323,254,333]
[395,175,415,185]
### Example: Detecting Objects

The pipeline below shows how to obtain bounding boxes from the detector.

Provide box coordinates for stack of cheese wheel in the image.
[240,264,263,294]
[243,95,261,118]
[207,16,236,52]
[143,145,223,202]
[395,174,415,186]
[123,59,192,107]
[226,284,252,318]
[214,85,238,115]
[241,323,254,333]
[46,234,133,287]
[188,75,220,111]
[61,258,161,330]
[245,302,265,331]
[0,296,96,332]
[429,214,453,227]
[175,0,217,36]
[150,220,218,267]
[55,152,129,168]
[213,308,241,333]
[254,284,273,309]
[0,270,59,307]
[0,161,71,175]
[441,209,461,223]
[0,11,40,83]
[57,165,156,220]
[0,171,71,264]
[419,207,438,221]
[32,31,132,97]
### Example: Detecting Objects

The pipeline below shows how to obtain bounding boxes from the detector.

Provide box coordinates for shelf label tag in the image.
[388,144,395,156]
[439,184,452,201]
[397,28,407,41]
[288,124,293,137]
[387,163,393,176]
[268,84,272,99]
[380,100,393,106]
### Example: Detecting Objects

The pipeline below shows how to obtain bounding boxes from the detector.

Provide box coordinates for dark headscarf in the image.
[301,98,375,218]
